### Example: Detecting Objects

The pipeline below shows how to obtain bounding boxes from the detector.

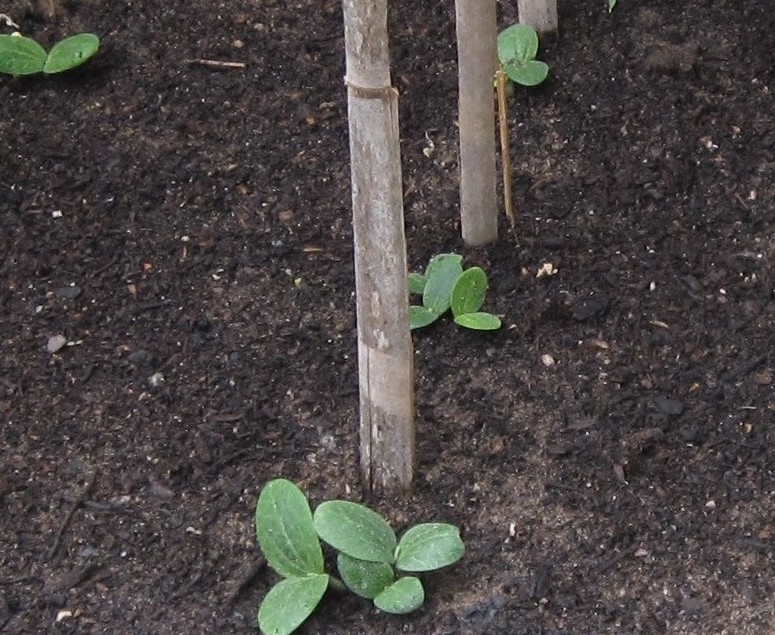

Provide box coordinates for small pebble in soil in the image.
[148,372,165,387]
[47,335,67,354]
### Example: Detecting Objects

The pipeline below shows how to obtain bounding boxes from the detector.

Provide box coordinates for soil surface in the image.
[2,0,775,633]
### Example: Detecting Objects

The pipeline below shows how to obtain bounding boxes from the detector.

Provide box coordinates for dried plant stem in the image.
[187,59,246,69]
[495,69,515,229]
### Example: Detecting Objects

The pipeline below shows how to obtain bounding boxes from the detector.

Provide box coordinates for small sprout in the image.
[255,478,464,634]
[409,253,501,331]
[0,31,100,76]
[608,0,618,13]
[497,24,549,87]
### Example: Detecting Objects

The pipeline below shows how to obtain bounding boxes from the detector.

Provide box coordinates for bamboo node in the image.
[344,76,398,99]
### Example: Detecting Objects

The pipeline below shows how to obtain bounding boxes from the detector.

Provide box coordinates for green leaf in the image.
[504,60,549,87]
[314,500,397,563]
[256,479,324,578]
[257,574,329,635]
[0,34,47,75]
[424,253,463,279]
[395,523,465,572]
[373,576,425,614]
[337,553,395,599]
[608,0,618,12]
[422,254,463,315]
[408,272,426,295]
[451,267,488,317]
[453,312,502,331]
[43,33,100,74]
[497,24,538,65]
[409,305,440,330]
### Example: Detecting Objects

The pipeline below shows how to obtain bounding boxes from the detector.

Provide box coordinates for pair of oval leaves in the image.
[410,253,501,330]
[255,479,464,635]
[0,33,100,75]
[497,24,549,87]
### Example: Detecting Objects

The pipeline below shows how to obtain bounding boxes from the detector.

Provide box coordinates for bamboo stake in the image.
[517,0,558,35]
[455,0,498,246]
[342,0,414,494]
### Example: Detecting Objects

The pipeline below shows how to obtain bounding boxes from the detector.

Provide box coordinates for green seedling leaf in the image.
[395,523,465,572]
[43,33,100,74]
[409,305,440,330]
[453,312,502,331]
[0,34,46,75]
[504,59,549,87]
[608,0,618,12]
[256,479,324,578]
[257,574,329,635]
[373,576,425,614]
[337,553,395,599]
[408,272,426,295]
[423,254,463,315]
[451,267,488,317]
[314,500,397,563]
[424,253,463,279]
[497,24,538,65]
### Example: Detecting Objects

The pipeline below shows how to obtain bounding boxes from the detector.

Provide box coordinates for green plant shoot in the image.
[0,32,100,76]
[608,0,618,12]
[255,479,327,635]
[409,254,501,331]
[255,478,465,635]
[497,24,549,87]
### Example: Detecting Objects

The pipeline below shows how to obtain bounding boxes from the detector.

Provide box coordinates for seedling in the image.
[494,24,549,228]
[409,254,501,331]
[497,24,549,88]
[0,32,100,76]
[608,0,618,12]
[255,479,465,635]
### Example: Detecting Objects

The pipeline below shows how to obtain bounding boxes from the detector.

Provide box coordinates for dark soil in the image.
[2,0,775,633]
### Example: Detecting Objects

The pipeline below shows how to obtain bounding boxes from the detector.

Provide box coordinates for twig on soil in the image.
[47,472,97,561]
[0,13,20,30]
[495,69,515,229]
[186,59,246,70]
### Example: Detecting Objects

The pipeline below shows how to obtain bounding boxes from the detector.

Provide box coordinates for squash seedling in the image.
[495,24,549,228]
[409,253,501,331]
[255,479,465,635]
[0,32,100,76]
[497,24,549,88]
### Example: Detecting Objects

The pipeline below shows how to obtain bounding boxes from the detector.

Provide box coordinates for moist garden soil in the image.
[2,0,774,633]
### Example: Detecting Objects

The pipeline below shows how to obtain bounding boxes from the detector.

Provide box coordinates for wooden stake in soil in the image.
[517,0,558,35]
[455,0,498,246]
[342,0,414,494]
